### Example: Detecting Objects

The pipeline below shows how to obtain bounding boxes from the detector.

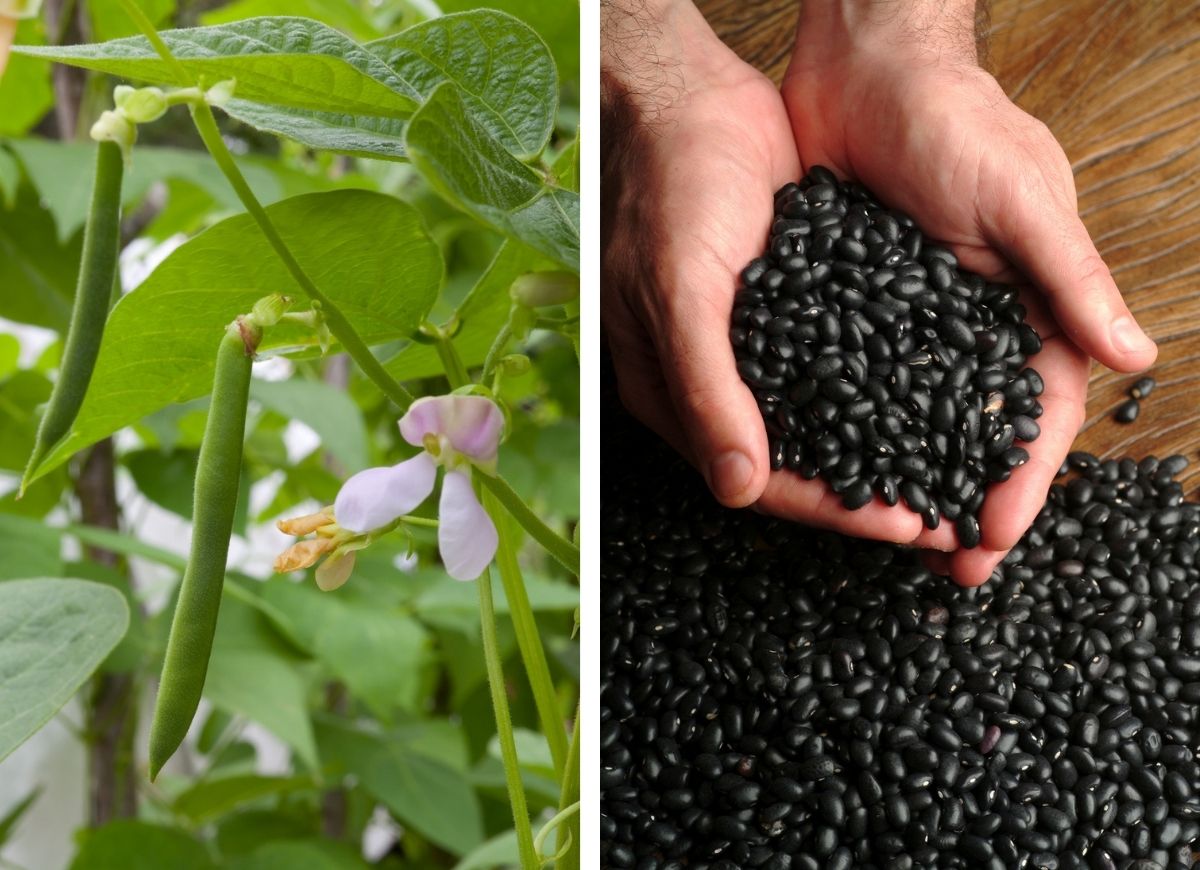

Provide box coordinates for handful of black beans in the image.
[601,418,1200,870]
[731,166,1045,546]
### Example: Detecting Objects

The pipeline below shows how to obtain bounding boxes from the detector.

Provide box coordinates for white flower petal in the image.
[437,470,498,581]
[399,394,503,467]
[334,453,436,533]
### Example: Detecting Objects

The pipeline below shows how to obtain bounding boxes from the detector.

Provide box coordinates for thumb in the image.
[654,291,770,508]
[990,188,1156,372]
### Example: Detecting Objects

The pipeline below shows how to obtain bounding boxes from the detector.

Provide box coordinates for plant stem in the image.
[481,319,514,382]
[187,104,415,410]
[554,705,580,870]
[485,490,568,780]
[478,568,538,869]
[117,0,415,411]
[434,335,471,390]
[479,474,579,576]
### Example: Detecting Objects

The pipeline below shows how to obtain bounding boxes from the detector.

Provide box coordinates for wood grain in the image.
[696,0,1200,494]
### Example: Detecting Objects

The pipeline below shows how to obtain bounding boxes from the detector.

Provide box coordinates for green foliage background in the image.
[0,1,579,867]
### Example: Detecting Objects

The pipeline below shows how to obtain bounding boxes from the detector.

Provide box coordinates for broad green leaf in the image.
[438,0,578,87]
[369,10,556,158]
[452,829,519,870]
[216,809,318,856]
[314,604,432,720]
[204,595,318,771]
[385,239,555,382]
[413,571,577,634]
[203,0,381,41]
[0,183,81,329]
[173,774,315,824]
[0,789,39,848]
[0,334,19,379]
[68,821,215,870]
[0,20,54,137]
[316,718,484,855]
[249,378,368,473]
[0,579,129,761]
[221,100,410,161]
[26,190,442,486]
[88,0,175,42]
[488,727,554,779]
[406,83,578,269]
[0,147,19,208]
[15,18,419,117]
[228,840,370,870]
[0,514,62,580]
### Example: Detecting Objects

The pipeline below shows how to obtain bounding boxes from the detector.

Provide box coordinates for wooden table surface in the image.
[696,0,1200,495]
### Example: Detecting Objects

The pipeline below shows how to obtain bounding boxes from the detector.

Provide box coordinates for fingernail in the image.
[1111,316,1153,355]
[708,450,753,502]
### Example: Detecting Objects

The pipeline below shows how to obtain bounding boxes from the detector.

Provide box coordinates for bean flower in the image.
[275,394,503,587]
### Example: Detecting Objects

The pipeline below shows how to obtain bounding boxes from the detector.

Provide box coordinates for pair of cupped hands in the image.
[602,0,1157,585]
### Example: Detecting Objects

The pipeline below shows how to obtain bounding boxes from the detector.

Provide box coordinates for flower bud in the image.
[273,536,337,573]
[276,506,334,536]
[510,271,579,308]
[114,85,168,124]
[205,79,236,107]
[250,293,293,328]
[499,353,531,376]
[89,110,137,157]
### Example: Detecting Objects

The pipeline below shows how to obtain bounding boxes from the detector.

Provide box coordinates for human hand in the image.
[780,0,1157,584]
[602,0,799,506]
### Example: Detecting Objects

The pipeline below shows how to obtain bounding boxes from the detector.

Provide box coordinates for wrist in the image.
[601,0,737,123]
[794,0,981,73]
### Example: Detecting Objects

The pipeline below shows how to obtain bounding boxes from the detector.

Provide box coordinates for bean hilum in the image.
[731,167,1044,544]
[602,421,1200,869]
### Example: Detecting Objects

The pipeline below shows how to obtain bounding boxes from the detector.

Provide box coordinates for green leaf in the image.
[413,571,577,634]
[204,595,319,771]
[216,809,317,856]
[0,20,54,137]
[0,514,63,580]
[221,100,410,161]
[552,131,579,192]
[0,789,40,849]
[0,579,129,762]
[203,0,381,41]
[0,182,81,329]
[25,189,443,486]
[316,718,485,855]
[406,83,578,269]
[0,370,51,470]
[314,604,432,720]
[173,774,315,824]
[228,840,370,870]
[386,239,555,382]
[451,828,519,870]
[437,0,578,87]
[15,18,419,117]
[249,378,368,473]
[68,821,215,870]
[369,10,556,159]
[0,147,19,208]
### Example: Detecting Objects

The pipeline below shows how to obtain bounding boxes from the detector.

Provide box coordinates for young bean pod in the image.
[148,318,257,779]
[20,140,124,492]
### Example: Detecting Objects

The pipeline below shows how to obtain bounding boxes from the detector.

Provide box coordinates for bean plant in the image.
[0,1,579,868]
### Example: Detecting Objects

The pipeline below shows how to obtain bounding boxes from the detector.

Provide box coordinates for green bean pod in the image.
[148,319,255,779]
[21,140,124,492]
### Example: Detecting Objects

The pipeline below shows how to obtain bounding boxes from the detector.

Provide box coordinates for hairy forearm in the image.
[796,0,983,69]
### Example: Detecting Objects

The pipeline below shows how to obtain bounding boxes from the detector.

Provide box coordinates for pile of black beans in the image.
[601,422,1200,869]
[730,167,1046,547]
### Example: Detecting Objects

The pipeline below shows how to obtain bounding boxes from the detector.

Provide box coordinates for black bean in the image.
[1130,376,1155,399]
[1115,399,1140,423]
